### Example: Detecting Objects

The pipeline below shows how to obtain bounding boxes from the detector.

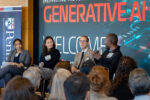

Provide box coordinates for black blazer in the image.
[97,46,122,79]
[40,49,60,70]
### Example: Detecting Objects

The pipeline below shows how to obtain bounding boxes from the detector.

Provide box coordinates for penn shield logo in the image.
[5,18,15,30]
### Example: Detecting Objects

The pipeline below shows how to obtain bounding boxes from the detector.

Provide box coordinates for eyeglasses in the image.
[79,40,87,43]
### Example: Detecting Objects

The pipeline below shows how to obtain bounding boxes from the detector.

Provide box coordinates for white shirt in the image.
[81,48,88,53]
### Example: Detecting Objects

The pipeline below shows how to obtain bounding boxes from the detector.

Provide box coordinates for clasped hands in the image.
[9,62,24,68]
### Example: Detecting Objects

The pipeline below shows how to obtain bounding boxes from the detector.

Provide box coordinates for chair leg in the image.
[41,79,46,98]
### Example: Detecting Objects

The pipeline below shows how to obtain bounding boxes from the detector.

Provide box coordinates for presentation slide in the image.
[39,0,150,74]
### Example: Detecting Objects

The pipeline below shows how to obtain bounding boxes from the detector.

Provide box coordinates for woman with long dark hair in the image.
[39,36,60,70]
[0,39,31,85]
[39,36,60,97]
[109,56,137,100]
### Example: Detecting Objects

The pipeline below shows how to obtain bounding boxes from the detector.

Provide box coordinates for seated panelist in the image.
[39,36,60,80]
[39,36,60,70]
[0,39,31,85]
[71,35,95,73]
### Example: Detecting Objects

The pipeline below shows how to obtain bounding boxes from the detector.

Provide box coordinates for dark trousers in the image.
[0,66,24,84]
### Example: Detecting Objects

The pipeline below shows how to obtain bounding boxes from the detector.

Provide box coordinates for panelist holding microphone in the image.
[94,33,123,80]
[71,35,95,73]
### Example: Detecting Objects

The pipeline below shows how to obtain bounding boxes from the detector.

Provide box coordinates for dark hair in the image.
[129,68,150,96]
[80,59,95,74]
[13,38,22,45]
[42,36,56,56]
[2,76,38,100]
[111,56,137,91]
[64,72,90,100]
[80,35,89,42]
[107,33,118,45]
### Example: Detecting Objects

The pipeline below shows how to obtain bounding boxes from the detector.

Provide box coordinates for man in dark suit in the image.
[94,33,122,80]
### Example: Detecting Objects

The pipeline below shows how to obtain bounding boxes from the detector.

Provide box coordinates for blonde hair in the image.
[49,68,71,100]
[23,67,41,88]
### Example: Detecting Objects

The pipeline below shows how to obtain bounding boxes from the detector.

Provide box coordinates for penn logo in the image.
[5,18,15,30]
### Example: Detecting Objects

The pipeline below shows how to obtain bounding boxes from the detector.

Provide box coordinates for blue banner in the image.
[0,7,22,65]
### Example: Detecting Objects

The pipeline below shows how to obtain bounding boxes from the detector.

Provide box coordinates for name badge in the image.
[15,53,19,57]
[106,53,114,58]
[85,57,90,61]
[45,55,51,61]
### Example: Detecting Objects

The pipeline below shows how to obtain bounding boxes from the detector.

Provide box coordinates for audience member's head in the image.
[2,76,37,100]
[112,56,137,90]
[105,33,118,49]
[79,35,89,50]
[54,61,71,71]
[88,66,110,95]
[64,72,90,100]
[49,68,71,100]
[80,59,95,74]
[129,68,150,96]
[49,61,71,91]
[23,67,41,90]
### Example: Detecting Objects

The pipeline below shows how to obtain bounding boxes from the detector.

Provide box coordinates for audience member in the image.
[80,59,95,75]
[129,68,150,100]
[23,67,44,100]
[2,76,38,100]
[88,66,117,100]
[49,68,71,100]
[110,56,137,100]
[64,72,90,100]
